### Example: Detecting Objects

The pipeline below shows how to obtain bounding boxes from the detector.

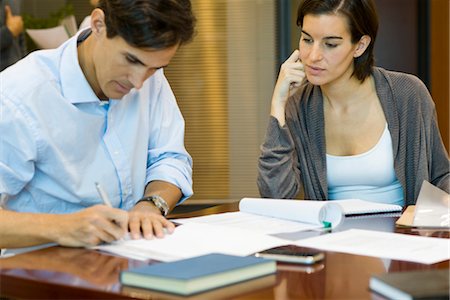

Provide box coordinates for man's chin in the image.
[104,91,127,100]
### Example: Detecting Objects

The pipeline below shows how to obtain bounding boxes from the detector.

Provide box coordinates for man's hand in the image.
[51,205,128,247]
[128,201,175,240]
[5,5,24,38]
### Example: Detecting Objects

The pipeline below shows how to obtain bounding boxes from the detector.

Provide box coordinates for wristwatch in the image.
[137,195,169,216]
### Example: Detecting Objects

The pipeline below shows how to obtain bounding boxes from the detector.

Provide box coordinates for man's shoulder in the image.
[1,50,60,100]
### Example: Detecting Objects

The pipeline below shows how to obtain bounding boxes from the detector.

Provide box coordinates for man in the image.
[0,0,26,71]
[0,0,195,248]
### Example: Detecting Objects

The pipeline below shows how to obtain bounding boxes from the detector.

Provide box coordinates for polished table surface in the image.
[0,203,448,299]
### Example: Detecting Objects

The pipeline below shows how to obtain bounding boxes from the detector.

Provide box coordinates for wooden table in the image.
[0,203,448,299]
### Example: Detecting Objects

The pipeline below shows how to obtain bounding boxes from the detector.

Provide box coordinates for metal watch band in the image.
[137,195,169,216]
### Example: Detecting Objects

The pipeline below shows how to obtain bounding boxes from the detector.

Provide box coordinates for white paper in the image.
[239,198,343,228]
[175,211,324,234]
[95,223,288,261]
[294,229,450,264]
[26,26,70,49]
[413,181,450,228]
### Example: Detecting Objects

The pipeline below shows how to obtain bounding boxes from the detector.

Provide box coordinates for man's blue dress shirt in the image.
[0,32,193,213]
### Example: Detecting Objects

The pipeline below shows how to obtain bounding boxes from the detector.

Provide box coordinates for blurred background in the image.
[19,0,449,205]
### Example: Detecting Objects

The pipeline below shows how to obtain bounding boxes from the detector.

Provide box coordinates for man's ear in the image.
[90,8,106,35]
[353,35,371,58]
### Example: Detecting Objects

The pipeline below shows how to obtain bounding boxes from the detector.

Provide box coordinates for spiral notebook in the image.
[332,199,402,217]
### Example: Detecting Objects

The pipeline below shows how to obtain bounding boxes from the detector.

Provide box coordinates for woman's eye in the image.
[302,38,313,44]
[325,43,338,48]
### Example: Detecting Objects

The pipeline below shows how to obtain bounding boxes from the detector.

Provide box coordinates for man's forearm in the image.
[0,210,56,248]
[142,180,182,213]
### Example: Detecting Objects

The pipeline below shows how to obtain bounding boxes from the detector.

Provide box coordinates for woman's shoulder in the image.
[373,67,433,109]
[373,67,426,90]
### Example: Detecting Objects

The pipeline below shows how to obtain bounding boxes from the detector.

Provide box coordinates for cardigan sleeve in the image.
[407,75,449,195]
[257,116,302,198]
[426,101,449,193]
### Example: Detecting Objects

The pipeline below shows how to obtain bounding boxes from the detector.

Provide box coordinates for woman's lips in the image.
[306,65,325,76]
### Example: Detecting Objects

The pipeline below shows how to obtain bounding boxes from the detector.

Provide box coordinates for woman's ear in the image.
[354,35,371,58]
[90,8,106,35]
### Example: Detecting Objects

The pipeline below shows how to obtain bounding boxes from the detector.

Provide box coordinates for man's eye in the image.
[126,56,139,64]
[325,43,338,48]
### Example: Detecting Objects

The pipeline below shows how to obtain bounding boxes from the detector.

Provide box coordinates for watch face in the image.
[151,195,169,216]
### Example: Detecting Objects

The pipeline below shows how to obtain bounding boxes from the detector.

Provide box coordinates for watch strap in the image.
[136,195,169,216]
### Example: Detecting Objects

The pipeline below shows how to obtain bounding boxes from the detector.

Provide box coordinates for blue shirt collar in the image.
[60,30,102,105]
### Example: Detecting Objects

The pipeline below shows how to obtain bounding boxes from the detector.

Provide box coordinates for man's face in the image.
[91,32,178,100]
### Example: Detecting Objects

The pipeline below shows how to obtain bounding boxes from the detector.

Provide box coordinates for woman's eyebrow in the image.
[301,30,343,40]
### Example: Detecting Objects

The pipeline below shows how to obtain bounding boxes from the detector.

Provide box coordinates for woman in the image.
[257,0,449,206]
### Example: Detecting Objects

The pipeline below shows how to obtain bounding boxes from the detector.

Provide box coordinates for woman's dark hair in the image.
[98,0,196,49]
[297,0,378,81]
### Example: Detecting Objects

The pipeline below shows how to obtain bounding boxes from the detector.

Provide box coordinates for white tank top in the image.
[326,124,404,206]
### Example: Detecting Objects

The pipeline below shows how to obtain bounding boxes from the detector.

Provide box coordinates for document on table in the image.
[174,211,324,234]
[94,223,289,261]
[413,180,450,228]
[294,229,450,264]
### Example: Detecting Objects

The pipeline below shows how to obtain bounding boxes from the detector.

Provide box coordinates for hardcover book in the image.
[120,253,276,296]
[121,274,276,300]
[369,269,449,300]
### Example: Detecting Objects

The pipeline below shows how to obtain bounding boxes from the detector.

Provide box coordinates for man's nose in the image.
[129,68,157,89]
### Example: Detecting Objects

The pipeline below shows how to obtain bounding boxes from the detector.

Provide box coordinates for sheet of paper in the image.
[26,26,70,49]
[95,223,289,261]
[413,181,450,228]
[174,211,324,234]
[294,229,450,264]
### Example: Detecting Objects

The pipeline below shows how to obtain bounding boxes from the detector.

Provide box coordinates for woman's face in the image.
[299,13,360,87]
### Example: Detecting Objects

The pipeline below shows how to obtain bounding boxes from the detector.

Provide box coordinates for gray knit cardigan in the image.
[258,67,449,206]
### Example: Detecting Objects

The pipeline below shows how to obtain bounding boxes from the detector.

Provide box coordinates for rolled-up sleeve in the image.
[145,72,193,202]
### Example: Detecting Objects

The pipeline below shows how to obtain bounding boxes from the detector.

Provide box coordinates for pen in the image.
[95,182,113,207]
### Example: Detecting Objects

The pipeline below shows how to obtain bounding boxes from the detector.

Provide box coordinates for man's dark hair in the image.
[98,0,196,49]
[297,0,378,82]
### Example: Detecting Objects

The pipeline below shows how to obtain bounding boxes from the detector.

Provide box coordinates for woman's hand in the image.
[271,50,305,126]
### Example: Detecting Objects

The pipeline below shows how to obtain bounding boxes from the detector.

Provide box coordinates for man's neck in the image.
[77,30,108,100]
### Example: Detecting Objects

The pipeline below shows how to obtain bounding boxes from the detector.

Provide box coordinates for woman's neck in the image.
[322,75,375,111]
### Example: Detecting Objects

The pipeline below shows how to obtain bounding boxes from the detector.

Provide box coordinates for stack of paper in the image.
[94,223,288,262]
